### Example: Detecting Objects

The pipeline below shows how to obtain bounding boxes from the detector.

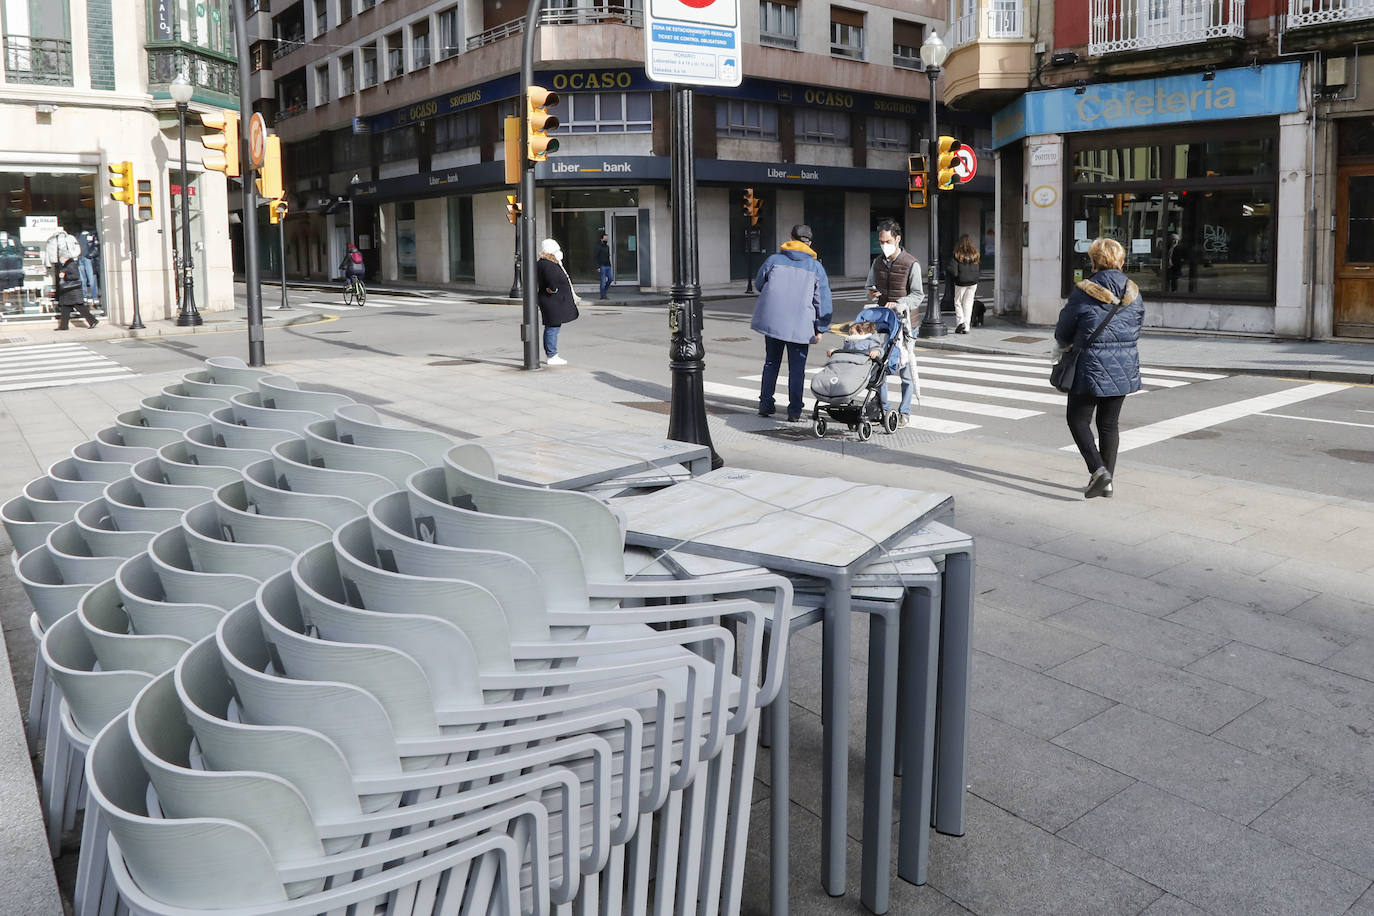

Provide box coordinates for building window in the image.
[314,62,330,104]
[411,21,431,68]
[331,130,368,168]
[438,6,460,59]
[1066,124,1277,303]
[339,0,351,23]
[797,108,850,145]
[830,7,864,59]
[386,30,404,79]
[892,20,924,69]
[759,0,798,48]
[564,92,653,133]
[339,54,354,95]
[252,42,268,72]
[867,116,909,151]
[361,42,377,87]
[360,0,375,10]
[434,109,481,151]
[381,126,418,160]
[314,0,328,34]
[716,100,778,139]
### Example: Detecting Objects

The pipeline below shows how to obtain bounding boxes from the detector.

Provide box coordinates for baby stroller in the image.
[809,305,902,441]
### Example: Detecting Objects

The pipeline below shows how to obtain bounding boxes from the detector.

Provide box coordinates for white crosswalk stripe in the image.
[0,342,136,392]
[714,349,1229,440]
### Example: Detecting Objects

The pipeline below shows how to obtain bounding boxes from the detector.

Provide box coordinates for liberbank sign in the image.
[991,62,1301,148]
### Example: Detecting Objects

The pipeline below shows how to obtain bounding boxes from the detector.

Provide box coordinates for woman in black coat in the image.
[1054,237,1144,499]
[55,254,99,330]
[536,238,578,366]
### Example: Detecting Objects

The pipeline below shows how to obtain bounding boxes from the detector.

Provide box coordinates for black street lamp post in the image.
[169,73,202,327]
[918,31,948,339]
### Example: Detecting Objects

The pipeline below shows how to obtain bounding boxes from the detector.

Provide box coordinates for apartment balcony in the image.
[1285,0,1374,49]
[941,0,1034,110]
[148,45,239,104]
[3,35,73,86]
[1089,0,1244,56]
[466,5,642,51]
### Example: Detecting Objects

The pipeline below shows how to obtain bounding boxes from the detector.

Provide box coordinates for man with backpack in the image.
[339,243,365,281]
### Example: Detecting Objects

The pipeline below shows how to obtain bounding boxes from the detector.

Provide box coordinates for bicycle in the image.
[342,274,367,307]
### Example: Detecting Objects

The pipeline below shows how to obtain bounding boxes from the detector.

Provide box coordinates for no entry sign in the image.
[645,0,742,87]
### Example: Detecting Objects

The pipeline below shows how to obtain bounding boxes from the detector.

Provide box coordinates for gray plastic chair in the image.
[2,494,62,558]
[136,395,210,430]
[45,521,127,586]
[258,375,357,414]
[303,419,427,486]
[46,458,112,503]
[240,458,366,529]
[226,391,325,434]
[116,553,227,642]
[128,458,216,511]
[73,500,156,559]
[204,354,273,389]
[112,411,187,449]
[270,438,396,505]
[180,503,298,579]
[158,383,229,414]
[333,402,457,467]
[179,369,252,402]
[77,578,192,677]
[206,406,302,452]
[101,478,187,535]
[211,481,333,555]
[182,424,271,471]
[21,476,84,523]
[94,426,159,464]
[72,440,134,483]
[146,529,261,609]
[154,442,243,491]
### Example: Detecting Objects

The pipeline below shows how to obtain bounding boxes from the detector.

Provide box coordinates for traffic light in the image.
[269,198,289,225]
[108,160,133,205]
[135,179,154,221]
[742,188,761,226]
[505,194,522,225]
[936,136,963,191]
[7,186,31,217]
[255,134,283,201]
[526,86,560,162]
[503,115,521,184]
[907,154,928,209]
[201,109,240,177]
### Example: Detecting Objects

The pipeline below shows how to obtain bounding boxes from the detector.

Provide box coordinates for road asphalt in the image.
[1,290,1371,915]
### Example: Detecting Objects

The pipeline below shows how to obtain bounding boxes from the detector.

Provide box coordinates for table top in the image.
[619,468,953,578]
[474,425,710,490]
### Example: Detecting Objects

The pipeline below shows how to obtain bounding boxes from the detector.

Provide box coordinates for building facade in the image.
[259,0,994,293]
[1,0,239,326]
[943,0,1374,339]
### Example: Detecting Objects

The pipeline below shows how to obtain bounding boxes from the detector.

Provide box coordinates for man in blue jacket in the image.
[751,224,833,421]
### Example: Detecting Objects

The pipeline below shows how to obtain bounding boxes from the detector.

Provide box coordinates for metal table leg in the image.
[821,571,852,896]
[934,547,974,836]
[860,598,901,914]
[897,578,942,886]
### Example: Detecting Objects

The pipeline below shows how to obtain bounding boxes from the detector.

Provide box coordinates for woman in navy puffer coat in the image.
[1054,237,1144,499]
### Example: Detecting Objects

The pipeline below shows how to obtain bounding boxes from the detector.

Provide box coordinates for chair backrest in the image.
[117,553,227,641]
[129,457,216,510]
[138,395,211,430]
[303,420,426,485]
[71,440,134,482]
[155,441,243,490]
[227,391,325,434]
[78,578,192,675]
[42,611,154,738]
[46,521,127,584]
[45,458,110,502]
[2,494,60,557]
[207,407,302,452]
[180,369,252,402]
[271,438,396,504]
[205,355,272,389]
[147,528,261,607]
[74,500,155,558]
[101,478,188,534]
[94,426,158,463]
[333,402,456,467]
[16,545,93,629]
[21,476,83,522]
[113,411,187,449]
[240,458,366,529]
[213,481,333,554]
[258,375,356,414]
[184,423,271,470]
[181,503,297,579]
[159,383,230,415]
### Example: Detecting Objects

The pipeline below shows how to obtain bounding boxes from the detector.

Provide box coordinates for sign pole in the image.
[126,201,143,329]
[233,0,265,366]
[277,207,291,310]
[519,0,542,371]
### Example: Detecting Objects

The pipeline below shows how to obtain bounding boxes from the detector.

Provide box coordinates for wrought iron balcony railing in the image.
[466,6,642,51]
[149,46,239,97]
[1287,0,1374,27]
[4,35,73,85]
[1089,0,1244,55]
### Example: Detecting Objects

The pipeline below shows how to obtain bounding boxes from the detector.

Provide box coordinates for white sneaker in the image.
[546,355,567,366]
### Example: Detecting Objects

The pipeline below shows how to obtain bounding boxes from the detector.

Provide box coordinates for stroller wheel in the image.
[814,418,827,438]
[858,421,873,442]
[884,410,899,433]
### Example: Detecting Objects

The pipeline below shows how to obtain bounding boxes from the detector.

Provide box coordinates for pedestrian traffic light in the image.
[907,154,928,209]
[937,136,963,191]
[505,194,522,225]
[135,179,154,221]
[7,186,31,217]
[504,115,522,184]
[255,134,283,201]
[269,198,289,225]
[108,160,134,205]
[201,109,240,177]
[742,188,761,226]
[526,86,560,162]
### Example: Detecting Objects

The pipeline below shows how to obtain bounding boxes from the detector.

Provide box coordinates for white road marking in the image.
[1061,383,1351,454]
[0,343,135,391]
[915,354,1191,388]
[741,372,1042,419]
[704,380,980,433]
[1258,412,1374,429]
[944,350,1227,380]
[0,372,136,392]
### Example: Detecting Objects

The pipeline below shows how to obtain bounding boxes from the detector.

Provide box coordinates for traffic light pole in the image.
[509,219,521,300]
[232,0,266,366]
[277,209,291,310]
[126,201,144,329]
[519,0,542,371]
[174,98,203,327]
[918,64,947,339]
[666,87,721,468]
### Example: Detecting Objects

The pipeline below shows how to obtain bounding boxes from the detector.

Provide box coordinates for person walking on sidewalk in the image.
[53,237,99,330]
[1054,237,1144,499]
[596,231,613,300]
[751,224,833,421]
[537,238,579,366]
[947,234,982,333]
[865,218,923,426]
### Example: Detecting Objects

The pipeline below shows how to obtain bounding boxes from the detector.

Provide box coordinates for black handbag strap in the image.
[1078,296,1126,352]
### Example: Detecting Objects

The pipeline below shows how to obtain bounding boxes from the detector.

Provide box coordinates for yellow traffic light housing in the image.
[135,179,154,221]
[269,198,289,225]
[108,160,134,205]
[255,134,283,201]
[505,194,522,225]
[201,109,241,177]
[504,116,522,184]
[936,136,961,191]
[907,154,928,209]
[742,188,761,226]
[526,86,560,162]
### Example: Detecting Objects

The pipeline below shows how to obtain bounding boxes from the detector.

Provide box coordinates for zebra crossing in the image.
[708,349,1227,437]
[0,342,136,392]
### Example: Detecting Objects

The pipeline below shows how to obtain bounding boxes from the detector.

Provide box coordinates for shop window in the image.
[361,43,377,88]
[434,110,481,151]
[798,109,850,145]
[1173,137,1275,179]
[716,100,778,139]
[759,0,798,48]
[448,196,475,281]
[339,54,354,95]
[867,116,909,151]
[565,92,653,133]
[1072,146,1161,182]
[381,127,418,161]
[411,21,431,68]
[830,7,865,59]
[438,6,461,59]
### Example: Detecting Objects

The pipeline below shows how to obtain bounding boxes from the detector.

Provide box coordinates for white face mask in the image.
[879,241,898,259]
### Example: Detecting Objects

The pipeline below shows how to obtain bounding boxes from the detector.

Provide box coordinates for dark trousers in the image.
[56,299,97,329]
[599,265,613,297]
[760,336,810,419]
[1066,393,1126,474]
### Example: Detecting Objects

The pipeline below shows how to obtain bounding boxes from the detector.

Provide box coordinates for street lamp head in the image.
[169,73,193,105]
[920,30,948,70]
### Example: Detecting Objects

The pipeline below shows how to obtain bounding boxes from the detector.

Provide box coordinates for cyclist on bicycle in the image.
[339,244,365,299]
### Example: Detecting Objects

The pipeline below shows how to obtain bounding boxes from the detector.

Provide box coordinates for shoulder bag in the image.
[1050,296,1125,393]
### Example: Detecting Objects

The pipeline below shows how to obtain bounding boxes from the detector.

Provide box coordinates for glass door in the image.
[611,211,638,285]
